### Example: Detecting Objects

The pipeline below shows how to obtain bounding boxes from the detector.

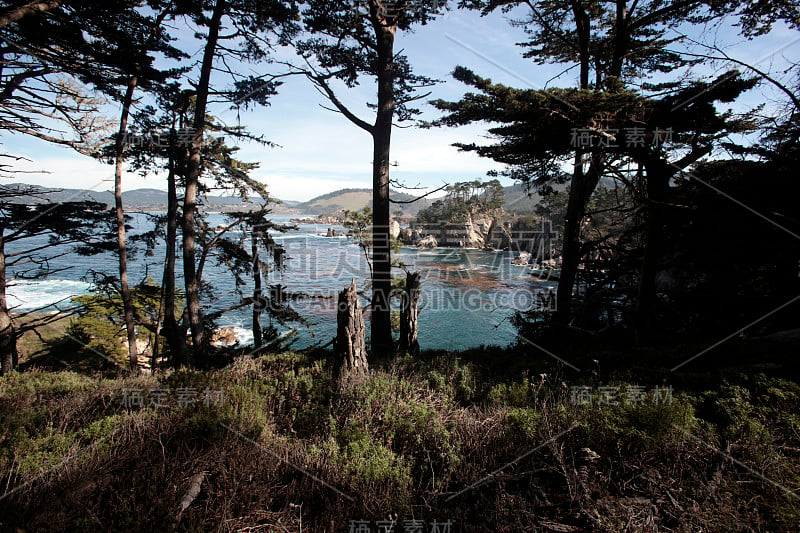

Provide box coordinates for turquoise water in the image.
[7,213,556,350]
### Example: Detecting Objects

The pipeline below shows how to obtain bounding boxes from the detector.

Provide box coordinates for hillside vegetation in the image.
[1,350,798,532]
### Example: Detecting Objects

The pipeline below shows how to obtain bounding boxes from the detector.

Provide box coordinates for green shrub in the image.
[503,407,542,440]
[488,379,532,407]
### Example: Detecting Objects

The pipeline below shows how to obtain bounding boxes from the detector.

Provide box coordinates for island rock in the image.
[512,251,532,265]
[417,235,438,248]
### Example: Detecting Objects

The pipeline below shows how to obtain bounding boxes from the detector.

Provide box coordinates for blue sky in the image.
[1,4,797,202]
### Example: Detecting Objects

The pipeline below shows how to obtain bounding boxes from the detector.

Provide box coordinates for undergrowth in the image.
[1,352,798,532]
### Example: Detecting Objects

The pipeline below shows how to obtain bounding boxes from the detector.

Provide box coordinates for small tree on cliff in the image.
[417,179,504,223]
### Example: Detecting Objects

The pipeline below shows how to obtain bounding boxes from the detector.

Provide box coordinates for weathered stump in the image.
[334,279,368,385]
[399,271,421,354]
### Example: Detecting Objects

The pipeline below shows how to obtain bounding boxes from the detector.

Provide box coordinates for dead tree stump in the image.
[399,271,421,354]
[334,279,368,385]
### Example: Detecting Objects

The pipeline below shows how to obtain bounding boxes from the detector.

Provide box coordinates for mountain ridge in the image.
[1,182,549,215]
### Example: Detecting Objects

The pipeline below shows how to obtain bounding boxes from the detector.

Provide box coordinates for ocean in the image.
[7,213,557,351]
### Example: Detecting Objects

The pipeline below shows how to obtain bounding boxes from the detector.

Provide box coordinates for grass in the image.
[1,347,799,532]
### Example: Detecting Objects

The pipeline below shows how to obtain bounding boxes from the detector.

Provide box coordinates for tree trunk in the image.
[0,227,18,375]
[182,0,225,365]
[635,163,667,345]
[609,0,629,83]
[399,271,420,354]
[334,279,369,385]
[114,75,139,374]
[553,3,596,327]
[252,230,263,350]
[635,147,711,343]
[369,22,396,356]
[570,0,591,89]
[161,131,184,366]
[554,155,602,326]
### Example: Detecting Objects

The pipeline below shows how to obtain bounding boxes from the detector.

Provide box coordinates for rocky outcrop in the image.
[290,213,342,225]
[512,251,532,265]
[211,327,239,346]
[417,235,438,248]
[399,228,421,245]
[325,227,341,237]
[462,213,495,248]
[390,220,401,239]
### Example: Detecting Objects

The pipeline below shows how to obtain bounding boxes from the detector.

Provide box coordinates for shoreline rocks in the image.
[211,327,239,346]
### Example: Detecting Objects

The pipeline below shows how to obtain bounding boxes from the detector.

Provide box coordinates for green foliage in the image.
[68,279,168,364]
[488,379,534,407]
[503,407,542,440]
[0,369,94,399]
[580,388,697,450]
[417,179,504,223]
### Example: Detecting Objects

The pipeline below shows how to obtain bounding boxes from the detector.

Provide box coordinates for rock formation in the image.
[417,235,438,248]
[210,327,239,346]
[512,251,532,265]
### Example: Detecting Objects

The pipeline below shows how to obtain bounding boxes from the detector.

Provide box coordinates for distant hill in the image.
[0,183,434,215]
[1,180,582,217]
[295,188,432,216]
[502,183,545,215]
[0,184,277,212]
[294,184,555,216]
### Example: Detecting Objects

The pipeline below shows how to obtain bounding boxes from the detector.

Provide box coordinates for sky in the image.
[1,3,798,202]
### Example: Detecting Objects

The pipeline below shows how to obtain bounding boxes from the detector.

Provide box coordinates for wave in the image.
[7,279,90,311]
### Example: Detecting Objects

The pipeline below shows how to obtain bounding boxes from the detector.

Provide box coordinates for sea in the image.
[7,213,557,351]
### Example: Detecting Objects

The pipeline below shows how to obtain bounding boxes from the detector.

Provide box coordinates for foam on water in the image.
[7,279,90,311]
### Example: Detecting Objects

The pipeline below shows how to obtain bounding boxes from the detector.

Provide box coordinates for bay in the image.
[7,213,556,350]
